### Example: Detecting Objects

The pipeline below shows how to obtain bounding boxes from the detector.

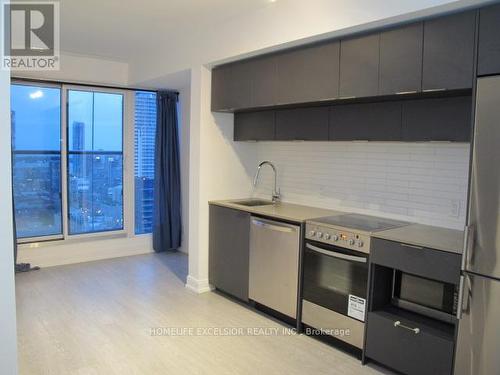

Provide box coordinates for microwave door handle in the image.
[306,243,367,263]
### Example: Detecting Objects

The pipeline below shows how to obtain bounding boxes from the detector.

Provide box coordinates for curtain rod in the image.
[11,76,179,95]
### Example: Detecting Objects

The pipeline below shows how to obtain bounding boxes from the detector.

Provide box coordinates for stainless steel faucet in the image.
[253,161,281,203]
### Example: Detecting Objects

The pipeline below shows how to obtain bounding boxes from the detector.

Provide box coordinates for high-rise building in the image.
[72,121,85,150]
[134,92,157,179]
[134,91,157,234]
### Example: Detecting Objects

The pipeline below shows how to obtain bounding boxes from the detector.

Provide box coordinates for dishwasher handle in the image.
[306,243,367,263]
[251,217,298,233]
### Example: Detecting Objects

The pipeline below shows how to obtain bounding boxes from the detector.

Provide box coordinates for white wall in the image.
[186,66,257,292]
[15,51,129,86]
[252,142,470,230]
[0,68,18,374]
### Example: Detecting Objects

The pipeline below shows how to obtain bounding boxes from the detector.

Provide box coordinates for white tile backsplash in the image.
[251,142,470,230]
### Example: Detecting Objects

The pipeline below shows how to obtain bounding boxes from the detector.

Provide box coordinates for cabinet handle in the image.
[400,243,424,250]
[395,90,418,95]
[394,321,420,334]
[422,88,446,93]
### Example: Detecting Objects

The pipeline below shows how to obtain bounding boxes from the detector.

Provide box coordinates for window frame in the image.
[13,80,137,244]
[11,80,64,244]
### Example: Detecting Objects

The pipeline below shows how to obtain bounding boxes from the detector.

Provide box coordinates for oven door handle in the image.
[306,243,367,263]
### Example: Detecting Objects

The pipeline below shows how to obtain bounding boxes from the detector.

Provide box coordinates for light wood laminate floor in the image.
[16,253,392,375]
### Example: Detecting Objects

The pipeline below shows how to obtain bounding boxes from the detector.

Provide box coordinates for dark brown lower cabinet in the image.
[402,96,472,142]
[209,205,250,301]
[365,307,455,375]
[234,110,275,141]
[275,107,329,140]
[329,102,402,141]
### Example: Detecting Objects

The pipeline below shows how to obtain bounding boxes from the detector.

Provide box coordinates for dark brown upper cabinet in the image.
[250,55,278,108]
[329,102,402,141]
[234,111,275,141]
[275,107,329,141]
[402,96,472,142]
[422,12,476,91]
[275,41,340,105]
[211,64,229,112]
[379,23,423,95]
[339,34,380,99]
[211,61,252,111]
[478,4,500,76]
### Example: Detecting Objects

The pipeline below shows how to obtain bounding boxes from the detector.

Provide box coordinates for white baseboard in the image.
[17,235,154,268]
[185,275,213,294]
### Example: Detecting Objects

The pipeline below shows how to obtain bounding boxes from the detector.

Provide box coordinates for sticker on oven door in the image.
[348,295,366,322]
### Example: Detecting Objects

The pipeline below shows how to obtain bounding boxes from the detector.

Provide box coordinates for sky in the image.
[11,84,123,152]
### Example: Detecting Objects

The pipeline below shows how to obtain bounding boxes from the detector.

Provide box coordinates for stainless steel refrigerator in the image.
[454,75,500,375]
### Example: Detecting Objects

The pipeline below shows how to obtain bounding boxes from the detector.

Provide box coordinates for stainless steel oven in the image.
[302,214,409,349]
[302,239,369,348]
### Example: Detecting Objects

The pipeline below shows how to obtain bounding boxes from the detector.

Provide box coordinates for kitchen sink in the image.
[232,199,274,207]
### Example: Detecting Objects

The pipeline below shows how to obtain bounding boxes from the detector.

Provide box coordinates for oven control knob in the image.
[324,233,331,240]
[317,232,323,238]
[356,240,364,247]
[331,234,339,242]
[309,230,316,237]
[348,239,355,246]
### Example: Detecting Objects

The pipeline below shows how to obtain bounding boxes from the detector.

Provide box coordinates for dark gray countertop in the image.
[210,199,464,254]
[209,199,345,223]
[373,223,465,254]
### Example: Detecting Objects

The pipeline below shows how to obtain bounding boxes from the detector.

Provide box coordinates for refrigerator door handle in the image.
[457,275,464,320]
[461,225,475,271]
[457,274,472,320]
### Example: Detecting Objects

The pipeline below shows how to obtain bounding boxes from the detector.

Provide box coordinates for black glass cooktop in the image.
[311,213,409,232]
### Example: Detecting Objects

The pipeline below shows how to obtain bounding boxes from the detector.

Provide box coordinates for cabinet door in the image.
[211,65,229,111]
[276,41,340,105]
[379,23,423,95]
[366,310,455,375]
[211,61,252,111]
[478,4,500,76]
[275,107,329,140]
[422,12,476,91]
[209,205,250,301]
[402,96,472,142]
[234,111,275,141]
[329,102,402,141]
[250,54,278,108]
[339,34,380,98]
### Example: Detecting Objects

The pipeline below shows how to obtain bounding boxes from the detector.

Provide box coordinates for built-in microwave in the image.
[391,270,458,323]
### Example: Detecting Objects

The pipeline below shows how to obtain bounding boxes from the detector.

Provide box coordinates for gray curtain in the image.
[153,90,181,252]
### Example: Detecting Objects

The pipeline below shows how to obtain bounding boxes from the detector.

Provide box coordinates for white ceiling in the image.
[59,0,272,61]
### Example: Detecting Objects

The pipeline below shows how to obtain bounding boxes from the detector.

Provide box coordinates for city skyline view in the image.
[11,84,157,239]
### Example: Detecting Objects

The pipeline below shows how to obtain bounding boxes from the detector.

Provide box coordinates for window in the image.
[67,90,124,234]
[134,91,157,235]
[11,82,130,243]
[11,84,62,239]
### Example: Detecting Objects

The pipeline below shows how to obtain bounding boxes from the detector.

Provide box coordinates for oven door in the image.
[303,241,369,322]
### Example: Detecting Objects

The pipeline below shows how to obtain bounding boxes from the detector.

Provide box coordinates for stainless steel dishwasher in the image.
[249,216,300,319]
